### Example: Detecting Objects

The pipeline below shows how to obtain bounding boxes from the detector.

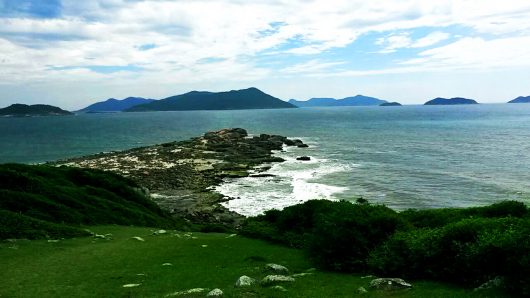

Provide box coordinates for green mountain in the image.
[125,87,296,112]
[0,104,72,116]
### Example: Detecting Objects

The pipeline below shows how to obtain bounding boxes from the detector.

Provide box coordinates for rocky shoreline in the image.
[51,128,307,228]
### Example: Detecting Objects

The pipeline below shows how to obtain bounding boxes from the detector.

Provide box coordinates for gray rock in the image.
[296,156,311,161]
[357,286,368,294]
[271,285,287,292]
[261,275,295,286]
[165,288,208,297]
[474,276,504,291]
[265,263,289,274]
[370,278,412,291]
[207,288,223,297]
[291,273,313,278]
[235,275,256,287]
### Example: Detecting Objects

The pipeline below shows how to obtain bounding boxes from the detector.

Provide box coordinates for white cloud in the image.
[376,33,412,53]
[411,31,450,48]
[281,59,345,74]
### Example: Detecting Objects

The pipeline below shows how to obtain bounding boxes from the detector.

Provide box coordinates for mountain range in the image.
[126,87,296,112]
[288,95,388,107]
[78,97,156,112]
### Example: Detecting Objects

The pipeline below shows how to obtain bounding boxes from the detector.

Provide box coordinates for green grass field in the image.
[0,226,507,297]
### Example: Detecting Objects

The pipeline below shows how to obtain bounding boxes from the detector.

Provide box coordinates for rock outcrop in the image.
[369,278,412,291]
[52,129,307,228]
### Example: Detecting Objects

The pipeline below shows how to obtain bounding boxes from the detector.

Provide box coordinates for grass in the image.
[0,226,507,298]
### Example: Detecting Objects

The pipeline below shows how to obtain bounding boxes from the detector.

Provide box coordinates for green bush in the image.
[241,200,407,271]
[368,217,530,296]
[401,200,528,228]
[306,201,405,272]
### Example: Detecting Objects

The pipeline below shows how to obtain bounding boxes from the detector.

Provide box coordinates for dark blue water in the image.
[2,104,530,213]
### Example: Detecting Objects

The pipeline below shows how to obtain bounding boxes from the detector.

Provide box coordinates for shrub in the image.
[401,200,528,229]
[368,217,530,296]
[241,200,407,271]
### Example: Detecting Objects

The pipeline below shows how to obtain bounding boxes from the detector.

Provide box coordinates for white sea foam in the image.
[216,142,354,216]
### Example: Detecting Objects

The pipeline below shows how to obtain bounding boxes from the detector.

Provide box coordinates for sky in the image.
[1,0,530,109]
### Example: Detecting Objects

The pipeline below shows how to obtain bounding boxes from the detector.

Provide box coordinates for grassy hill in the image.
[0,164,174,239]
[0,226,506,298]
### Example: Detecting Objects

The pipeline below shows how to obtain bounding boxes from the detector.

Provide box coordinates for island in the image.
[508,96,530,103]
[289,95,387,107]
[0,104,72,116]
[125,87,296,112]
[424,97,478,105]
[380,102,402,106]
[78,97,156,112]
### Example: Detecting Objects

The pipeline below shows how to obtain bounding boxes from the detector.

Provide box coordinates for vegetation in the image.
[0,226,506,297]
[0,164,175,239]
[241,199,530,296]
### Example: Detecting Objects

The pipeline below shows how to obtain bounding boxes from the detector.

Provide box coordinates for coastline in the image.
[51,128,308,227]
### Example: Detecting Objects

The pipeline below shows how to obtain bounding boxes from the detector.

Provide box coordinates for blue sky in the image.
[1,0,530,109]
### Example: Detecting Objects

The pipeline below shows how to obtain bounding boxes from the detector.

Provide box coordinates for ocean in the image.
[1,104,530,215]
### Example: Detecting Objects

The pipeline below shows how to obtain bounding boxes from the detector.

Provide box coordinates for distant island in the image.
[380,102,402,106]
[78,97,155,112]
[0,104,72,117]
[424,97,478,105]
[508,96,530,103]
[289,95,387,107]
[125,87,295,112]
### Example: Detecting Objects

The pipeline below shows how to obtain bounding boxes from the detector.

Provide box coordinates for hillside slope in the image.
[0,164,173,239]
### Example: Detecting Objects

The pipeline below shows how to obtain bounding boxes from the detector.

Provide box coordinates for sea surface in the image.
[2,104,530,215]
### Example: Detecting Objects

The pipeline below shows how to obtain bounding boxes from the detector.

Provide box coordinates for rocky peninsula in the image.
[52,128,307,228]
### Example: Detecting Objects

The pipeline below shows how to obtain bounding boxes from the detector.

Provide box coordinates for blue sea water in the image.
[1,104,530,215]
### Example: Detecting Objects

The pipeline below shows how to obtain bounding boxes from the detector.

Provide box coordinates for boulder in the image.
[265,263,289,274]
[122,283,141,288]
[261,275,295,286]
[474,276,504,291]
[369,278,412,291]
[297,144,309,148]
[291,272,312,278]
[296,156,311,161]
[235,275,256,287]
[271,285,287,292]
[207,288,223,297]
[357,286,368,294]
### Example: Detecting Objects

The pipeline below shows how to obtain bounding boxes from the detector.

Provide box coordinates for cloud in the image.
[376,33,412,53]
[281,59,345,74]
[1,0,530,107]
[411,31,450,48]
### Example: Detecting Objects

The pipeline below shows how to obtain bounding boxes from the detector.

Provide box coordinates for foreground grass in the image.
[0,226,507,297]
